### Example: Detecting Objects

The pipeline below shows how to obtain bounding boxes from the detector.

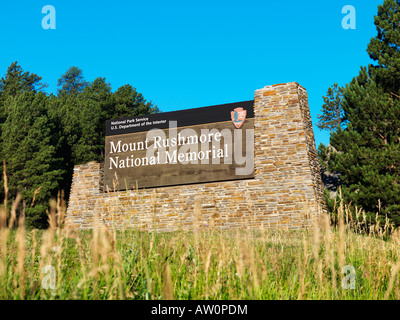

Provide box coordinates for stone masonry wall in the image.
[65,82,326,231]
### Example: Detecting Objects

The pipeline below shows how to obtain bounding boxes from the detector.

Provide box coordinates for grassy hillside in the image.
[1,195,400,300]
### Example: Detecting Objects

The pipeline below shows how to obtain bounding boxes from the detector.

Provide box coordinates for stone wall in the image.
[65,82,326,231]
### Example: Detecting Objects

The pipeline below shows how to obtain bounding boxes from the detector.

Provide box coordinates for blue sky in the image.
[0,0,383,146]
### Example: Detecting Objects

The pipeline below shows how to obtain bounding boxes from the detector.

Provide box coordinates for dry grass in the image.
[0,202,399,299]
[0,170,400,299]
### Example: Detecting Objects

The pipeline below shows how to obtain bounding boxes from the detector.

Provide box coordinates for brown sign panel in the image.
[104,101,254,191]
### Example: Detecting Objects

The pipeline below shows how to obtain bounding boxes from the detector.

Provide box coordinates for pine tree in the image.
[113,84,158,120]
[367,0,400,94]
[72,79,159,163]
[316,83,345,132]
[73,77,113,163]
[327,0,400,226]
[1,91,64,228]
[0,62,47,122]
[54,70,159,165]
[0,63,160,228]
[57,66,88,96]
[0,61,47,97]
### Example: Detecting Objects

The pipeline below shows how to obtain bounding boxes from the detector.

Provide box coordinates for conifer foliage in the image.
[324,0,400,226]
[0,62,158,228]
[316,83,345,133]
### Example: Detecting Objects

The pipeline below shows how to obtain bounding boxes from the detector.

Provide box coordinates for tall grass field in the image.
[1,186,400,300]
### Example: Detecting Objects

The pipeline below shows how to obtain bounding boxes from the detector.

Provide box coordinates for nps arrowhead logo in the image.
[231,107,247,129]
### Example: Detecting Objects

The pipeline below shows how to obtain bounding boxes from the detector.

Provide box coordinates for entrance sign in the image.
[104,101,255,191]
[66,83,327,231]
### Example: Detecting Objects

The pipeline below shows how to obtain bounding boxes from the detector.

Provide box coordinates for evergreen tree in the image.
[55,72,159,165]
[316,83,345,132]
[0,62,47,122]
[1,91,64,228]
[70,79,159,163]
[327,0,400,226]
[57,66,88,95]
[46,93,75,197]
[0,61,47,97]
[73,77,114,163]
[113,84,158,119]
[367,0,400,94]
[0,63,160,228]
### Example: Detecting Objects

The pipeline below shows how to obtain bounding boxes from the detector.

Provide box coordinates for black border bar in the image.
[106,100,254,136]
